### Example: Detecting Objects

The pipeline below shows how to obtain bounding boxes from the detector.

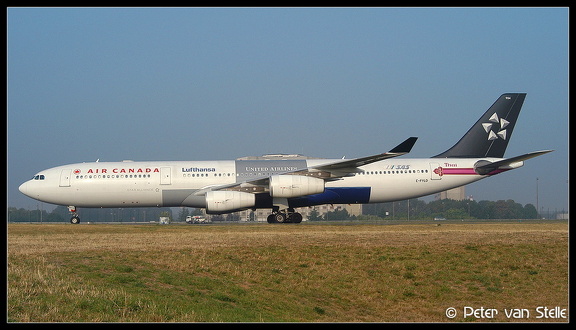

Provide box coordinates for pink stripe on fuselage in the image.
[442,168,477,175]
[441,168,510,176]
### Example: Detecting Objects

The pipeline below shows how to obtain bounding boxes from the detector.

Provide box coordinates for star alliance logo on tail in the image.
[482,113,509,141]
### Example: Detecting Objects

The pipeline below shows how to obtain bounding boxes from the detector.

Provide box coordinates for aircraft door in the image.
[160,167,171,185]
[429,163,443,180]
[59,169,72,187]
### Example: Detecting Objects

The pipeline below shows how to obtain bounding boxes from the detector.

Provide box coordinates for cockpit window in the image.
[33,175,45,180]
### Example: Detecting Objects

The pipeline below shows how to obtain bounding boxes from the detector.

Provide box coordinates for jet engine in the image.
[205,191,255,213]
[269,175,325,198]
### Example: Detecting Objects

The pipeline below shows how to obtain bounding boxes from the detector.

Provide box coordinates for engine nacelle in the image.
[205,191,255,213]
[269,175,325,198]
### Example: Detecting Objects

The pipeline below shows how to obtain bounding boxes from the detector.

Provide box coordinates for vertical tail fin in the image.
[433,93,526,158]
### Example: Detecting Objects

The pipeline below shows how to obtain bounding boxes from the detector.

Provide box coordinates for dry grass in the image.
[7,222,569,322]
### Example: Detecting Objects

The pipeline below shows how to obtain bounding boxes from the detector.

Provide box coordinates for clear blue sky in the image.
[8,7,569,214]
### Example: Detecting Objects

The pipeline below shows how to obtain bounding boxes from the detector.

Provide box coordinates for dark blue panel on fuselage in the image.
[289,187,371,208]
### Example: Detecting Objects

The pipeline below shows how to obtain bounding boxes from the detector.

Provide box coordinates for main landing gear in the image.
[68,206,80,224]
[266,208,303,224]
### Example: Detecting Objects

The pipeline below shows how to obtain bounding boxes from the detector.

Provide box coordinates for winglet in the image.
[389,137,418,154]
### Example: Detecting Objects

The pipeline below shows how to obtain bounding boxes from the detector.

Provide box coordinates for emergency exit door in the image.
[59,169,71,187]
[160,167,171,185]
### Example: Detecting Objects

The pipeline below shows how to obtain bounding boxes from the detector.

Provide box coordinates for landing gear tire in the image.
[267,212,302,223]
[289,213,303,223]
[70,216,80,224]
[274,213,287,223]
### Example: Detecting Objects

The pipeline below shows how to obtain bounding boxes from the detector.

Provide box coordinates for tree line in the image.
[8,198,547,223]
[311,198,541,221]
[7,205,174,223]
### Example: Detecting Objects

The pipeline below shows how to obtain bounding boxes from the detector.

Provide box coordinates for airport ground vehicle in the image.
[186,215,210,224]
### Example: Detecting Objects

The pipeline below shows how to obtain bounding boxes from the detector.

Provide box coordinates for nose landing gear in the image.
[68,206,80,224]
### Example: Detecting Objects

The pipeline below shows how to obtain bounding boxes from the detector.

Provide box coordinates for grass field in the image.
[7,221,568,322]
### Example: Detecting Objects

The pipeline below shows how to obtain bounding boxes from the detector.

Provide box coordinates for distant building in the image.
[435,186,466,201]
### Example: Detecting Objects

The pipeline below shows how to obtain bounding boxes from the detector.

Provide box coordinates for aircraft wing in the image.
[474,150,553,175]
[194,137,417,196]
[312,137,418,172]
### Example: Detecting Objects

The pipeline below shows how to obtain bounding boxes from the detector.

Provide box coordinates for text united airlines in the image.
[245,166,299,172]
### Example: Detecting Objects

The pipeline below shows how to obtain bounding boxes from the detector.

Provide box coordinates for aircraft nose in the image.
[19,182,30,197]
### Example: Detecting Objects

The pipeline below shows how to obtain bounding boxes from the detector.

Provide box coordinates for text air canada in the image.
[78,168,160,175]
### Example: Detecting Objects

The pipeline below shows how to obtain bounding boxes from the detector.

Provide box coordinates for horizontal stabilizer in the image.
[474,150,553,175]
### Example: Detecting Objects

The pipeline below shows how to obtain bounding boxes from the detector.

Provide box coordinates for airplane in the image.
[19,93,552,224]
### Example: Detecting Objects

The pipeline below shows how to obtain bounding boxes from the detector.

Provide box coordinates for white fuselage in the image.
[18,157,513,209]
